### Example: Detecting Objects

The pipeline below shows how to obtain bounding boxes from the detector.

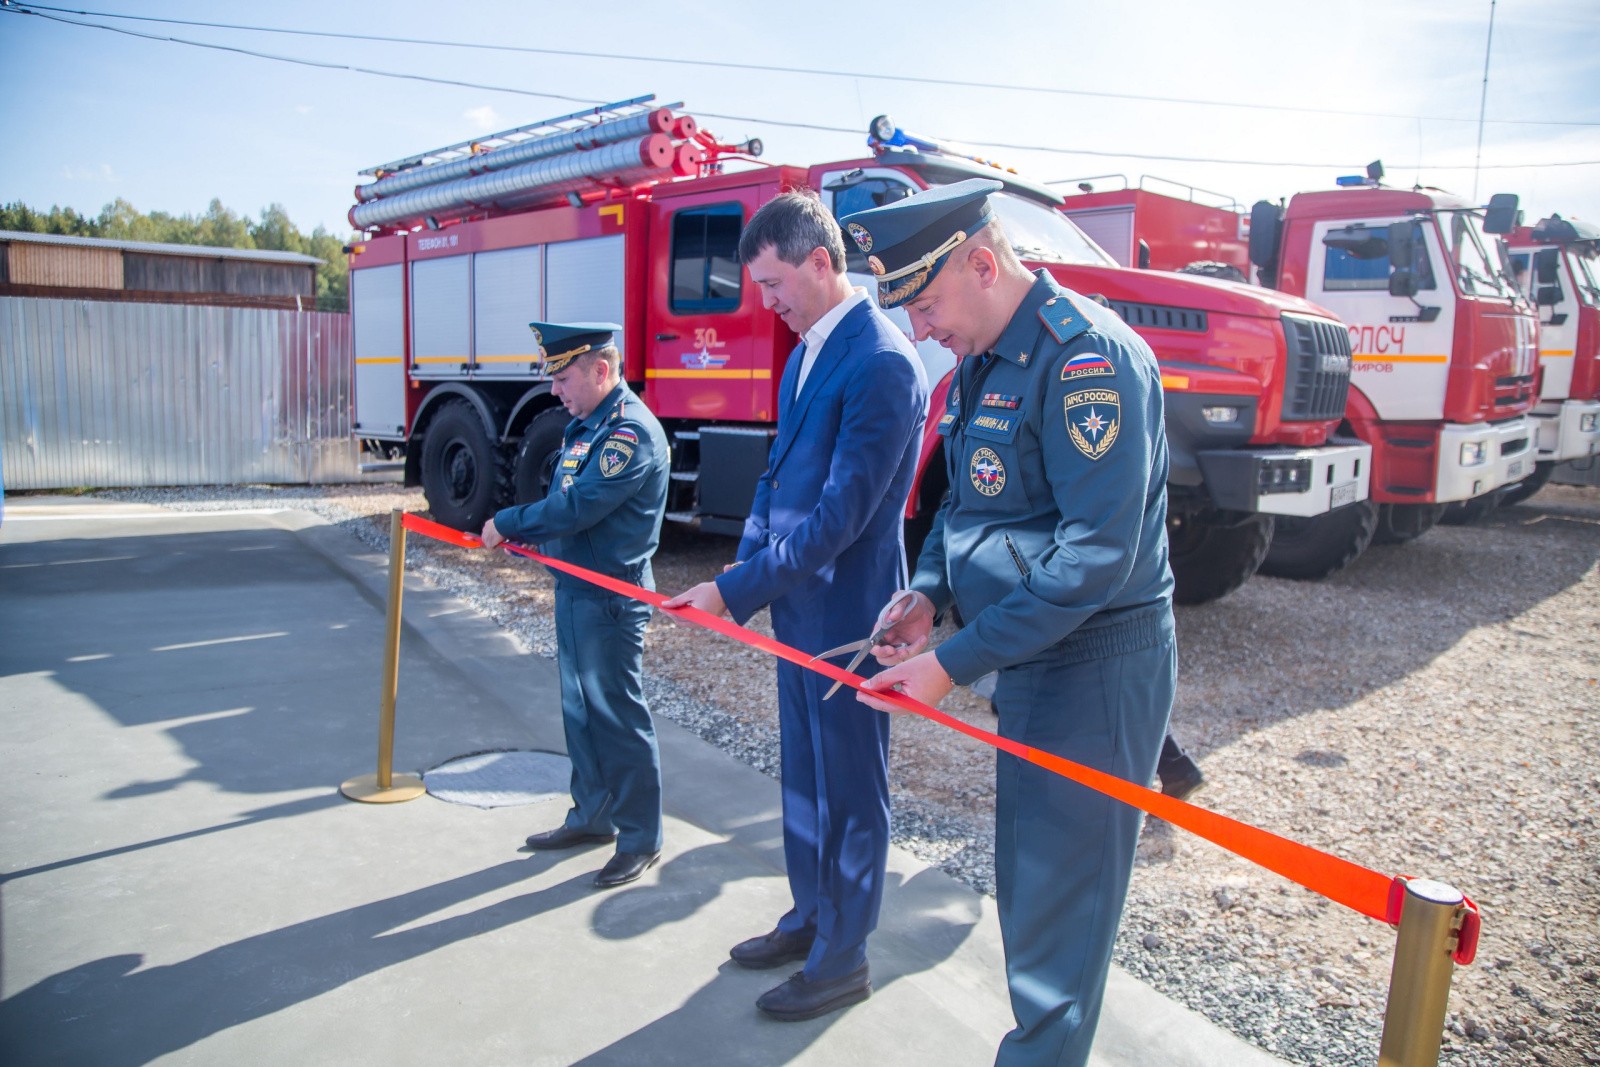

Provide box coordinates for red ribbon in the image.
[401,512,1410,927]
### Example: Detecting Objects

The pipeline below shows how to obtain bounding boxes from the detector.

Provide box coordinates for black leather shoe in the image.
[1159,754,1205,801]
[524,825,617,851]
[594,850,660,888]
[730,928,815,970]
[756,964,871,1021]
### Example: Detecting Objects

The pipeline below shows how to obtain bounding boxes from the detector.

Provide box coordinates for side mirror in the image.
[1387,221,1416,272]
[1137,240,1151,270]
[1389,270,1420,299]
[1533,247,1561,286]
[1483,193,1520,235]
[1535,284,1563,308]
[1248,201,1282,269]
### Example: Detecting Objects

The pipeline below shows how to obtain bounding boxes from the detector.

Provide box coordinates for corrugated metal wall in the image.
[1,296,360,488]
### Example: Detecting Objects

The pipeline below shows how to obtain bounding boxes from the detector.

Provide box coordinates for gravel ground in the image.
[79,481,1600,1066]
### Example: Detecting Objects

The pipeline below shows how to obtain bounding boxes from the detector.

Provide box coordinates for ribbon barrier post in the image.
[1378,879,1475,1067]
[376,512,1483,1058]
[340,509,426,803]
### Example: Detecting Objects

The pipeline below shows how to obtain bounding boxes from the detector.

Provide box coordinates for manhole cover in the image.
[424,749,570,808]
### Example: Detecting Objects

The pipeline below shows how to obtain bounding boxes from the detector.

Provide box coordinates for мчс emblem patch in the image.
[598,439,635,478]
[1064,388,1120,460]
[969,447,1006,496]
[846,222,873,253]
[1061,351,1115,380]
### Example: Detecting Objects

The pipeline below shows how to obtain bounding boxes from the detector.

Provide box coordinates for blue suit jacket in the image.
[717,297,927,653]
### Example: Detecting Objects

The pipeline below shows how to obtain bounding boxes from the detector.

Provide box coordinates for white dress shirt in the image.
[795,287,870,395]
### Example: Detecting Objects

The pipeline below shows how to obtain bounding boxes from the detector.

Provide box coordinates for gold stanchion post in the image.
[341,509,426,803]
[1378,878,1466,1067]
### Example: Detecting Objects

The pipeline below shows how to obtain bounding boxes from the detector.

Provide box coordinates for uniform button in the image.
[770,478,779,489]
[1045,297,1057,305]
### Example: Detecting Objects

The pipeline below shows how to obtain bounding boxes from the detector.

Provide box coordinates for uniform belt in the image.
[1045,604,1170,665]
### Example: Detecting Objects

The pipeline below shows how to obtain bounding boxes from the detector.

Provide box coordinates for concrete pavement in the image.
[0,496,1286,1066]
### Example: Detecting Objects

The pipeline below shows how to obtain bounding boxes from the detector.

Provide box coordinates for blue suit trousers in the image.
[992,608,1175,1067]
[554,588,662,854]
[772,656,892,982]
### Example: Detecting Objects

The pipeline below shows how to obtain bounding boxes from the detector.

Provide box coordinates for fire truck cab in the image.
[1504,214,1600,501]
[1246,174,1539,576]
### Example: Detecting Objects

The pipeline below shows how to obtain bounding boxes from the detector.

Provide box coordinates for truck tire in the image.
[1439,492,1503,526]
[1495,461,1554,508]
[1167,511,1273,605]
[420,400,509,532]
[1371,502,1444,545]
[1178,261,1248,283]
[1258,501,1376,580]
[511,406,569,505]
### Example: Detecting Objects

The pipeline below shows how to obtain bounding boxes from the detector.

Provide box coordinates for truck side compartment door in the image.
[352,262,407,437]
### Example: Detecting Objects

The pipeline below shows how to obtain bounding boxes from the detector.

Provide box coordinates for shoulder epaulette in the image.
[1039,295,1092,345]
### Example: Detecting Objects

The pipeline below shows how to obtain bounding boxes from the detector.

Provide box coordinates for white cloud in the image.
[463,106,502,132]
[295,104,314,115]
[60,163,119,183]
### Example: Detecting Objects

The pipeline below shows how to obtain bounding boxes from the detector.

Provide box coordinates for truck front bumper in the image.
[1435,417,1535,502]
[1531,398,1600,463]
[1195,440,1372,517]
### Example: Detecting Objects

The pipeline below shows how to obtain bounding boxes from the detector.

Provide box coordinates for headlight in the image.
[1258,458,1313,495]
[1581,413,1598,433]
[1202,406,1241,424]
[1459,441,1488,466]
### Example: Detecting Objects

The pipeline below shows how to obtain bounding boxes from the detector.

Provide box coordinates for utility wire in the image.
[4,4,1595,172]
[13,0,1600,129]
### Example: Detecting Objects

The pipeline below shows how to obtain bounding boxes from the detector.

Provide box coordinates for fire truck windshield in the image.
[1570,248,1600,307]
[988,192,1119,267]
[1440,210,1511,298]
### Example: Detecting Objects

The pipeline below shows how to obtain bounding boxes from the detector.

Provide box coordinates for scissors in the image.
[809,591,917,699]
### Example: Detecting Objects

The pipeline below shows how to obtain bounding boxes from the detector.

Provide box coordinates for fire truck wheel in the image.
[1257,501,1377,581]
[1371,502,1445,545]
[1438,492,1503,527]
[1177,261,1248,283]
[1494,462,1554,509]
[512,407,569,505]
[419,401,510,533]
[1166,511,1273,605]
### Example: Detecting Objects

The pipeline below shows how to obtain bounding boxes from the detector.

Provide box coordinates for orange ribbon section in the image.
[400,512,1402,925]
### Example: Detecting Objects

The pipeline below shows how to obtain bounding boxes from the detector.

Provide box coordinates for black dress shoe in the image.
[524,825,617,850]
[729,928,815,970]
[594,850,660,888]
[756,964,871,1021]
[1158,754,1205,801]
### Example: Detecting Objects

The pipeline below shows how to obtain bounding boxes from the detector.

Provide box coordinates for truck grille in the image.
[1107,300,1208,333]
[1280,313,1352,422]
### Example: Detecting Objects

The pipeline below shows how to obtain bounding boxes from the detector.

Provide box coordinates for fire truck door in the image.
[410,254,471,380]
[645,195,770,421]
[1307,217,1456,422]
[352,263,407,437]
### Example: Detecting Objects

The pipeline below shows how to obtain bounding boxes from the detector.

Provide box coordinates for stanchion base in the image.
[340,772,427,803]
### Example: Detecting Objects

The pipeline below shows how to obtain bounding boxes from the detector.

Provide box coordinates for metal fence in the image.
[1,296,361,489]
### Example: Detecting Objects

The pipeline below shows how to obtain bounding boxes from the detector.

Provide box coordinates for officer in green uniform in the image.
[847,181,1177,1066]
[481,322,671,890]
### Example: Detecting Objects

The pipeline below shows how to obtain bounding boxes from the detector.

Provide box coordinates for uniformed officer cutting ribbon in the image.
[481,322,672,890]
[847,180,1178,1067]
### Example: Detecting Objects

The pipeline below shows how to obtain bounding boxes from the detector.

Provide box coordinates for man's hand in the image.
[480,518,505,550]
[857,651,953,715]
[663,579,729,620]
[869,589,935,665]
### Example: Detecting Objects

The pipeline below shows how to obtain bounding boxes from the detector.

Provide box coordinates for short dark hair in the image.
[737,188,847,273]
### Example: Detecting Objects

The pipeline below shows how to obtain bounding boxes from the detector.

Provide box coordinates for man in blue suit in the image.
[666,189,927,1022]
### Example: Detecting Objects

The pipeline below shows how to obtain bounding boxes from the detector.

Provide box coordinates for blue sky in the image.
[2,0,1596,237]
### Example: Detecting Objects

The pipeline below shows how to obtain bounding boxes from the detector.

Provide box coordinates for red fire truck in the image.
[1058,175,1251,280]
[1066,167,1541,578]
[1503,215,1600,501]
[348,100,1366,603]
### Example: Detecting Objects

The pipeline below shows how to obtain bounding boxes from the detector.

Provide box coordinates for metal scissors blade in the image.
[810,592,916,699]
